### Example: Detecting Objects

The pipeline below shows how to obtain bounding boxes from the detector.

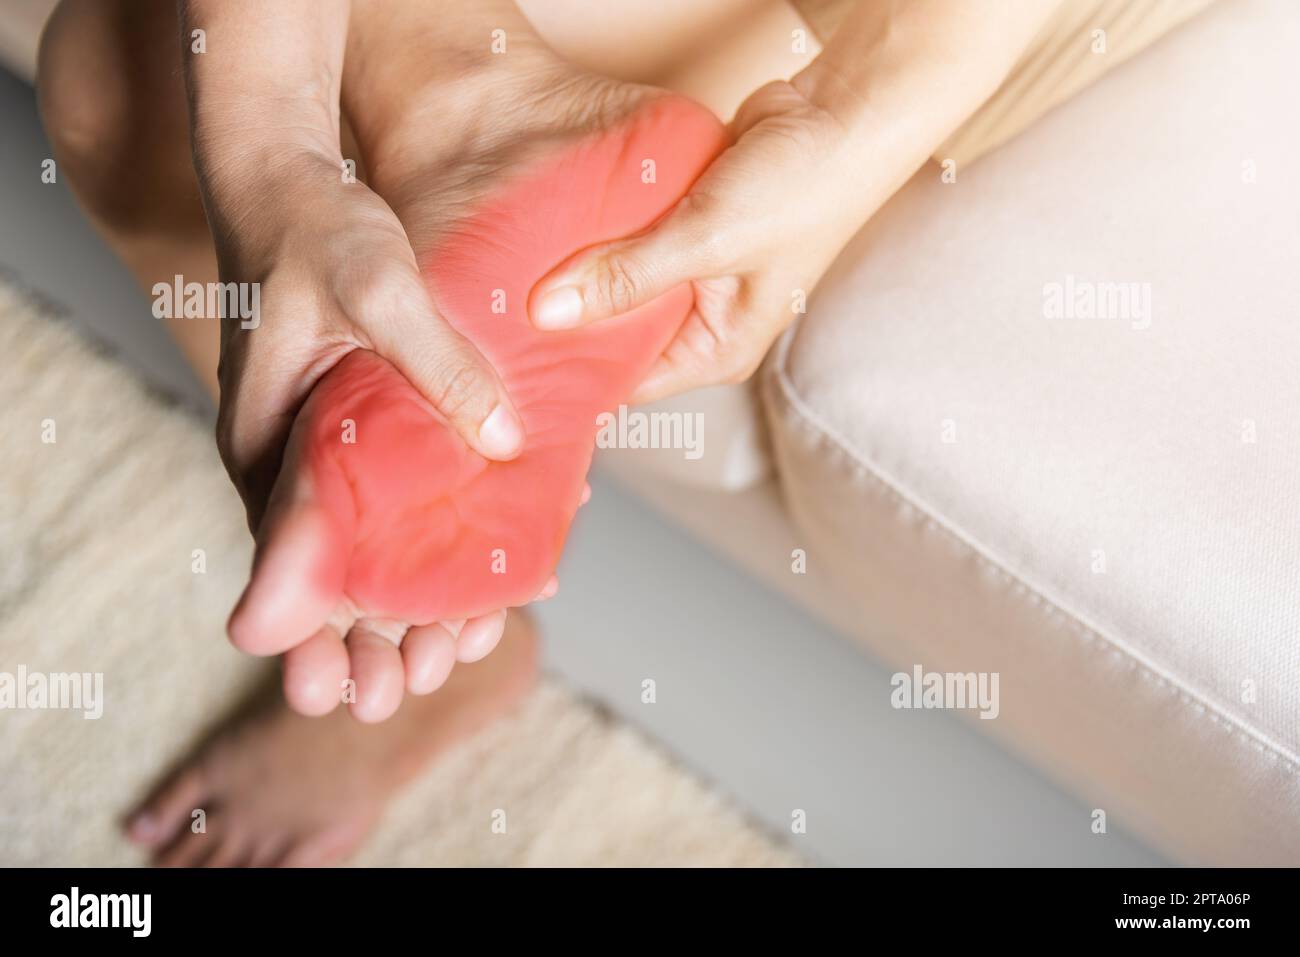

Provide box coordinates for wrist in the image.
[195,143,341,258]
[191,97,342,184]
[178,0,348,185]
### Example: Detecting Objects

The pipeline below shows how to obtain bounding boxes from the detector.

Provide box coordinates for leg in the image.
[37,0,221,397]
[131,609,539,867]
[36,0,373,400]
[38,0,540,865]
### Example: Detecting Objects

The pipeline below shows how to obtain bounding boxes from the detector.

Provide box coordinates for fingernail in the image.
[533,286,584,330]
[478,403,523,459]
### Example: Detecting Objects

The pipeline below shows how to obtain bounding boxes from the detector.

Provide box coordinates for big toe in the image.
[229,500,349,657]
[127,765,206,850]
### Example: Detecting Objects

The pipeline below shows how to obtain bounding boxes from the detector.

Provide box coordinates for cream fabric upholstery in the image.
[936,0,1219,167]
[794,0,1220,168]
[0,0,53,80]
[761,0,1300,863]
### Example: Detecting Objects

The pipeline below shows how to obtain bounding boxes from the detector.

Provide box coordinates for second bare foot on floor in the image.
[126,610,539,867]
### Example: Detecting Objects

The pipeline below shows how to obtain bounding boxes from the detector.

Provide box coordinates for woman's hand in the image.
[202,144,530,722]
[526,0,1065,402]
[203,147,524,529]
[527,79,859,403]
[178,0,526,721]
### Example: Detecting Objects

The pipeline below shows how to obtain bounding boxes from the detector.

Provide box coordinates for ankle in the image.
[343,1,561,185]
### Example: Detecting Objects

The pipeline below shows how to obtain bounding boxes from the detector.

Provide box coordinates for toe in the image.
[282,625,350,716]
[248,833,292,868]
[227,495,351,657]
[155,827,216,868]
[203,828,250,868]
[455,609,508,663]
[277,822,370,868]
[346,623,406,722]
[127,766,206,849]
[401,623,458,694]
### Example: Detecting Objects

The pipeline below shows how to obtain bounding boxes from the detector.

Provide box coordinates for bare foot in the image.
[237,46,714,722]
[126,610,538,867]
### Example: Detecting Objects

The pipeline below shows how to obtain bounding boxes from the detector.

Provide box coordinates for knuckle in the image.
[592,255,642,314]
[427,357,492,420]
[676,192,727,265]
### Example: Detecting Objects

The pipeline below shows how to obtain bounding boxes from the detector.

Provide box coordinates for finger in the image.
[282,624,351,716]
[629,291,764,405]
[729,79,814,137]
[627,318,722,404]
[400,622,458,695]
[455,609,508,663]
[364,270,524,461]
[580,482,591,506]
[528,198,715,330]
[345,621,407,723]
[630,354,705,405]
[215,354,312,534]
[631,346,765,405]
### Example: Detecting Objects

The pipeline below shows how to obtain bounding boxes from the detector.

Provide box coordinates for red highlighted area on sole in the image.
[295,96,726,625]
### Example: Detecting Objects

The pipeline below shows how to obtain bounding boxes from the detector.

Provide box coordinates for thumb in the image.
[528,202,711,330]
[365,268,525,462]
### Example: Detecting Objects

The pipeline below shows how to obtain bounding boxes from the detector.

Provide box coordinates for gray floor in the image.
[0,66,1163,866]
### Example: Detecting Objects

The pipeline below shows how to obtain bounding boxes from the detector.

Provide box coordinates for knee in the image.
[37,0,129,183]
[37,0,189,229]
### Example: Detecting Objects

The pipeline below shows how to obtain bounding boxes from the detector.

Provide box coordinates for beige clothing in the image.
[795,0,1219,166]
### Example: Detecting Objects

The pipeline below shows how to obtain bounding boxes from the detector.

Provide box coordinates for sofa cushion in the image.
[0,0,55,81]
[764,0,1300,863]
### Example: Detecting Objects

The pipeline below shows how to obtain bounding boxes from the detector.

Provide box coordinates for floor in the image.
[0,66,1163,866]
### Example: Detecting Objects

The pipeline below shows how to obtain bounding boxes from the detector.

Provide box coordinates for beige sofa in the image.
[616,0,1300,866]
[5,0,1297,864]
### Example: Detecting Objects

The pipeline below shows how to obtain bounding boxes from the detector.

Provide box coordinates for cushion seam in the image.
[766,328,1300,775]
